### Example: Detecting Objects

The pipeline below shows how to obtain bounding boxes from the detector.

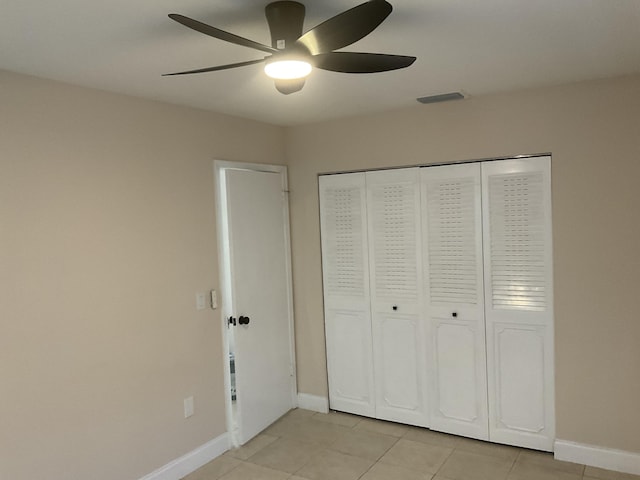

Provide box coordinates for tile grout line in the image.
[355,460,376,480]
[431,443,457,479]
[502,449,521,479]
[329,414,403,480]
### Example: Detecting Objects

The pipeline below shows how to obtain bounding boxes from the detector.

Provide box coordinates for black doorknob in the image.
[238,315,250,325]
[228,316,237,326]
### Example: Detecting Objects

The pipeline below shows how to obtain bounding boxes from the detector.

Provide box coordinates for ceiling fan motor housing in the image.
[265,1,306,50]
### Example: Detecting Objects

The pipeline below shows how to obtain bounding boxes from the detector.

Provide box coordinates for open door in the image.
[216,161,296,446]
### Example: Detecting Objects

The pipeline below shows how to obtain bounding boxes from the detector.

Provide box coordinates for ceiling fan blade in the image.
[274,78,306,95]
[163,59,265,76]
[169,14,276,54]
[313,52,415,73]
[296,0,392,55]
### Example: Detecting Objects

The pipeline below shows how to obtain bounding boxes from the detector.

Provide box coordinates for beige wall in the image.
[0,70,284,480]
[286,74,640,454]
[2,67,639,479]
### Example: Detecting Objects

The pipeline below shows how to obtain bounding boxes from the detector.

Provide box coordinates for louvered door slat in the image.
[322,186,366,297]
[488,171,547,311]
[369,181,419,300]
[425,175,478,305]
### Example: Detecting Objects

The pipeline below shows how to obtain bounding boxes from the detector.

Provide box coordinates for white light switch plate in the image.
[184,396,194,418]
[196,293,206,311]
[210,289,217,309]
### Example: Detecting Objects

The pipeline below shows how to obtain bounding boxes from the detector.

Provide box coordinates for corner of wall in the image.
[297,393,329,414]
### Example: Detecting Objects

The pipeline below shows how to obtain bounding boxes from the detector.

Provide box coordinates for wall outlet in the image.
[184,396,194,418]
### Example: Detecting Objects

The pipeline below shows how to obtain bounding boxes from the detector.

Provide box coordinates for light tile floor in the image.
[183,409,640,480]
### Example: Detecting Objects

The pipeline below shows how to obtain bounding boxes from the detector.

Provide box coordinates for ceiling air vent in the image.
[417,92,465,104]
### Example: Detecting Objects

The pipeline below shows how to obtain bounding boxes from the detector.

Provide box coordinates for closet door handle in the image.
[452,312,458,318]
[238,315,250,325]
[228,316,237,326]
[392,305,398,311]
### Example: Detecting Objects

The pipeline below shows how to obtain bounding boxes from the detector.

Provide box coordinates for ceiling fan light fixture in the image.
[264,58,312,80]
[165,0,415,95]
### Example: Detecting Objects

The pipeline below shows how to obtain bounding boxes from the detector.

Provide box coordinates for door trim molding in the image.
[138,433,229,480]
[213,160,297,447]
[554,439,640,476]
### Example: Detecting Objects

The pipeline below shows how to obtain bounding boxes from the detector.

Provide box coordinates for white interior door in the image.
[319,173,376,417]
[366,168,429,427]
[482,157,555,451]
[220,165,295,445]
[421,163,489,440]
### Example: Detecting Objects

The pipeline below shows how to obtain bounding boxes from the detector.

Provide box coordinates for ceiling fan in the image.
[164,0,416,94]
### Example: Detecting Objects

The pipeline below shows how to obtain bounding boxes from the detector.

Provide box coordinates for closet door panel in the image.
[482,157,555,451]
[319,173,375,417]
[433,320,480,423]
[375,313,421,411]
[327,310,374,405]
[421,163,488,440]
[493,324,546,432]
[366,168,429,427]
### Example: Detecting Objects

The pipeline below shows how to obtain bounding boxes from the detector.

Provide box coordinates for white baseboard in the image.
[139,433,230,480]
[555,439,640,476]
[297,393,329,414]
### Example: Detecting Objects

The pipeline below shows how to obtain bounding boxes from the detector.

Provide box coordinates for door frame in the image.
[214,160,297,447]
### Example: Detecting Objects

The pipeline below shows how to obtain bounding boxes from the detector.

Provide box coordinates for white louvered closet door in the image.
[421,163,489,440]
[319,173,376,417]
[366,168,429,427]
[482,157,555,451]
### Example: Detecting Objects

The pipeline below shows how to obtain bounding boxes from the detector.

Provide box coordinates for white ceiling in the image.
[2,0,639,126]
